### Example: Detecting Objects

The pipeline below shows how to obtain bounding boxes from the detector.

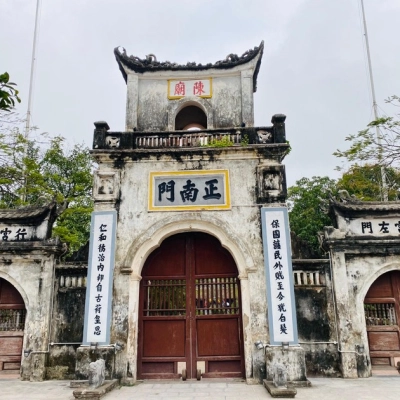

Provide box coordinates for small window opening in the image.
[175,106,207,131]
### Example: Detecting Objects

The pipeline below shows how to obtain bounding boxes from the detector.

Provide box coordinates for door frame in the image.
[124,219,255,382]
[0,277,27,374]
[364,270,400,366]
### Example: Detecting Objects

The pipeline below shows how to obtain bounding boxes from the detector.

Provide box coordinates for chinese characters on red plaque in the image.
[261,207,298,345]
[83,211,117,345]
[168,78,212,99]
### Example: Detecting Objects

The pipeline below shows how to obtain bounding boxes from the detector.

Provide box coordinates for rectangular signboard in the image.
[261,207,298,345]
[168,78,212,99]
[148,170,230,211]
[83,211,117,345]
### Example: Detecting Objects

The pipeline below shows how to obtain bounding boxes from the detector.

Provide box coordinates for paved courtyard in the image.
[1,373,399,400]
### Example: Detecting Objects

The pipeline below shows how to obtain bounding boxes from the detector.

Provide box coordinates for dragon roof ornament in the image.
[114,41,264,91]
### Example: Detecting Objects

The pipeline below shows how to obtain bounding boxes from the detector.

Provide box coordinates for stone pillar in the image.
[238,275,254,381]
[93,121,110,149]
[272,114,286,143]
[122,274,141,385]
[125,73,139,131]
[240,70,254,127]
[330,250,358,378]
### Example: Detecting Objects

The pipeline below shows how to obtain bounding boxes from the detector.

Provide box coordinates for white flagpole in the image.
[360,0,388,201]
[22,0,41,202]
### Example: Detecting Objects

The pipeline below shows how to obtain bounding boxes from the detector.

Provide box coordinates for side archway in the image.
[0,276,27,373]
[359,264,400,368]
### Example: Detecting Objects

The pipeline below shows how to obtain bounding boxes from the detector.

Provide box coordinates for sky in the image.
[1,0,400,187]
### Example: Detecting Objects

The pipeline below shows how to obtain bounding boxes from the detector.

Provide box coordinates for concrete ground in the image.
[1,370,399,400]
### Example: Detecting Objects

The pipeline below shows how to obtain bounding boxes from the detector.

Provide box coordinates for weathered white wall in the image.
[93,149,283,382]
[0,248,58,381]
[124,63,258,131]
[325,221,400,378]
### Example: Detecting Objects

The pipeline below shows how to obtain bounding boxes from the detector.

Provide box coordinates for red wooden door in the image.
[0,279,26,373]
[364,271,400,366]
[138,232,245,379]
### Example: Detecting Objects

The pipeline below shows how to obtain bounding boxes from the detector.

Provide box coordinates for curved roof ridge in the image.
[0,201,57,221]
[114,41,264,91]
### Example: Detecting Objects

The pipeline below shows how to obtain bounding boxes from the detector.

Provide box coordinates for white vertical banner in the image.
[83,211,117,345]
[261,207,298,345]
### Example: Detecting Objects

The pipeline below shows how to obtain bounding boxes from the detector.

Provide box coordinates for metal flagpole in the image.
[360,0,388,201]
[22,0,41,202]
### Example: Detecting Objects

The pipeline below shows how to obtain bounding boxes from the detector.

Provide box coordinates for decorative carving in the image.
[94,172,119,201]
[263,172,281,191]
[114,41,264,74]
[106,136,120,148]
[272,363,288,388]
[98,177,114,195]
[88,359,105,389]
[257,130,272,144]
[257,165,287,203]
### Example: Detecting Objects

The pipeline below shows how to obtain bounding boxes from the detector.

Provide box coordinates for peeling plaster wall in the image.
[338,254,400,377]
[47,267,87,380]
[135,74,242,131]
[125,62,257,132]
[293,261,341,377]
[324,216,400,378]
[0,249,59,381]
[92,148,283,382]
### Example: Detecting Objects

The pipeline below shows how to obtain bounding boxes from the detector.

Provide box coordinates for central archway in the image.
[137,232,245,380]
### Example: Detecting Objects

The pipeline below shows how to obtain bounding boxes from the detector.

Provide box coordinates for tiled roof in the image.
[114,41,264,91]
[0,202,56,221]
[331,200,400,212]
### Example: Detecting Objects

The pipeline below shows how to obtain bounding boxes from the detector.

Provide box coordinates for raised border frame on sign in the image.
[83,210,117,345]
[148,169,230,212]
[261,206,299,346]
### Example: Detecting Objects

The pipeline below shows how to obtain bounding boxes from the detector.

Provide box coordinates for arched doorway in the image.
[364,270,400,367]
[0,278,26,373]
[175,105,207,130]
[137,232,245,379]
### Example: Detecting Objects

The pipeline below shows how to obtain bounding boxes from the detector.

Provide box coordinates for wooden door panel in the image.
[139,233,244,379]
[0,280,24,306]
[141,362,175,374]
[142,235,186,277]
[143,320,186,357]
[196,318,240,356]
[208,360,241,373]
[368,331,400,351]
[371,357,390,365]
[365,271,400,367]
[194,234,236,276]
[0,336,23,355]
[366,273,394,298]
[0,279,25,373]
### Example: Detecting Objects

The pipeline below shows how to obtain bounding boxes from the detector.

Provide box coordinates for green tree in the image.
[334,95,400,168]
[337,164,400,201]
[287,176,338,255]
[0,72,21,112]
[0,130,94,253]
